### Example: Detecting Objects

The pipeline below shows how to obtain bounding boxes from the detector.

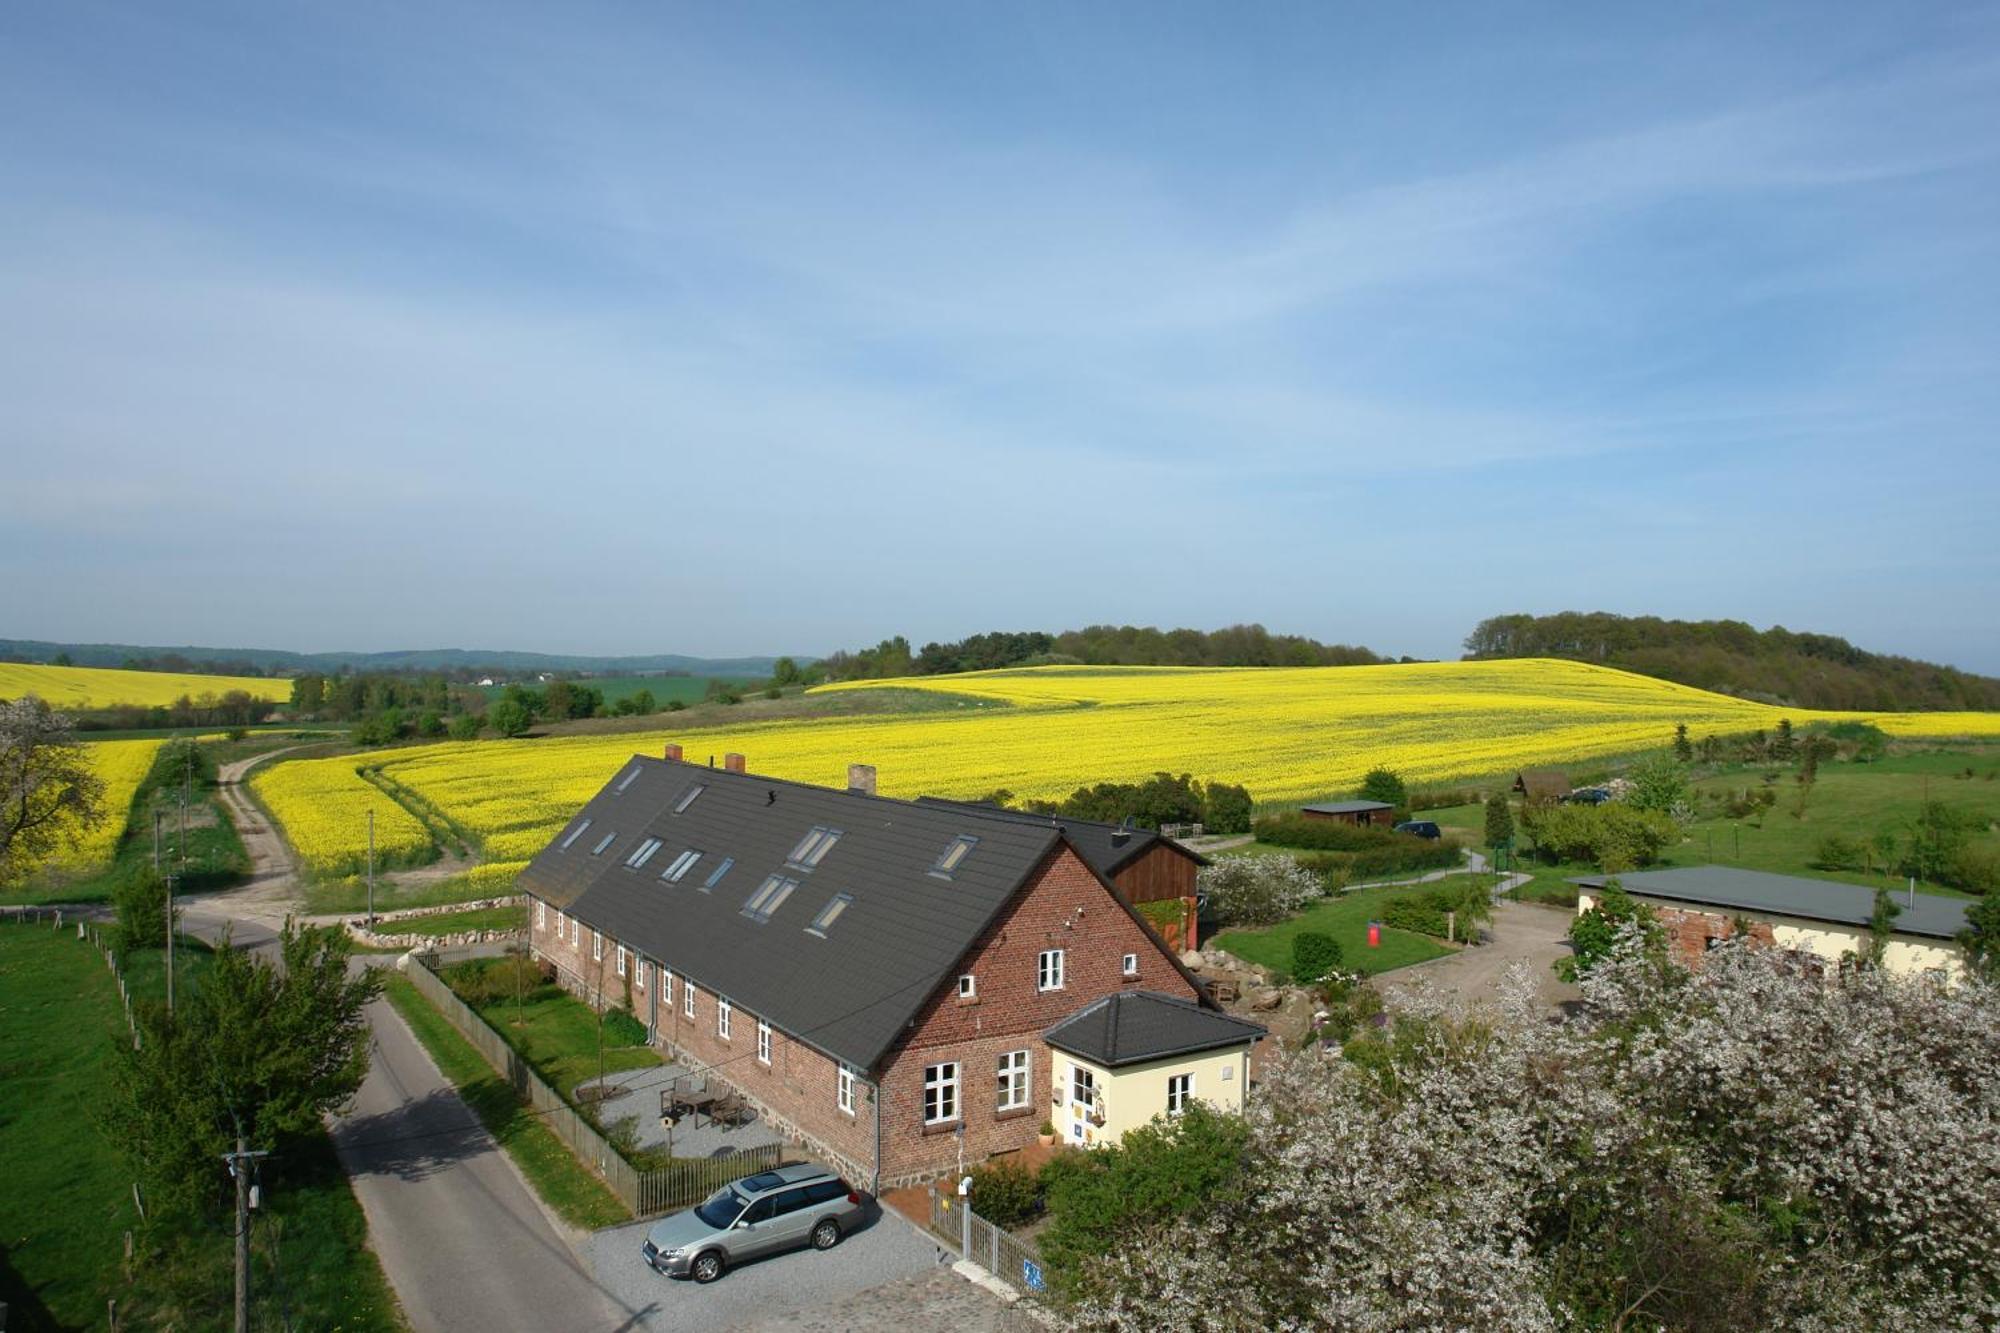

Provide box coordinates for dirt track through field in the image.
[192,747,314,929]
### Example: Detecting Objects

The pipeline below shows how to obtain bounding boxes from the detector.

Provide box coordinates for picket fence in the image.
[404,957,781,1216]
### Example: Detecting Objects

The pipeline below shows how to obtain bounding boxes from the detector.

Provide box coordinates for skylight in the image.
[672,784,705,814]
[590,831,617,856]
[660,848,703,883]
[558,817,592,850]
[626,836,663,869]
[614,765,642,794]
[742,875,798,923]
[930,834,979,877]
[786,826,844,869]
[807,893,853,936]
[703,856,735,888]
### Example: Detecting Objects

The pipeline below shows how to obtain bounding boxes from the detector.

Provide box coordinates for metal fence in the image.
[926,1187,1049,1299]
[403,957,781,1217]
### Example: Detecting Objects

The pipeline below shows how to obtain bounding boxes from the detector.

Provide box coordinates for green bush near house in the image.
[1291,931,1342,983]
[967,1157,1045,1227]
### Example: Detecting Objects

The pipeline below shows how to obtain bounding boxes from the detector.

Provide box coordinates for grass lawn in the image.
[305,871,517,915]
[445,961,662,1098]
[1211,881,1458,976]
[1671,747,2000,896]
[367,903,526,937]
[1413,802,1486,834]
[1501,860,1587,909]
[0,922,402,1332]
[382,972,630,1230]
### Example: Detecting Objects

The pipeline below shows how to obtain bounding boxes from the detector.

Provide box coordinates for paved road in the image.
[584,1205,948,1331]
[332,985,639,1333]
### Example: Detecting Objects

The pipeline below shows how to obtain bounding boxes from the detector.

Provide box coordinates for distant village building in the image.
[1299,799,1396,827]
[1572,866,1969,980]
[518,746,1263,1190]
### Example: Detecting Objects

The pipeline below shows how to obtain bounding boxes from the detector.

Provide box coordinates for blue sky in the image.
[3,2,1997,669]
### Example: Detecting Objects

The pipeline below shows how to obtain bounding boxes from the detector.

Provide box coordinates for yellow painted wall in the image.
[1577,892,1966,981]
[1051,1046,1251,1149]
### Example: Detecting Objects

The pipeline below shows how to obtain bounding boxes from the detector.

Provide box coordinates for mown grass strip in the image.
[380,971,631,1230]
[366,903,526,938]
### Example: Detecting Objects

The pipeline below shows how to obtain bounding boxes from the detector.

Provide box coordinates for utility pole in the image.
[165,871,175,1016]
[223,1137,269,1333]
[366,809,376,925]
[153,809,161,872]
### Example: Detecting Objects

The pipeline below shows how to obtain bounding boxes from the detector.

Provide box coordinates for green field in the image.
[0,923,400,1331]
[441,958,661,1098]
[1211,881,1457,976]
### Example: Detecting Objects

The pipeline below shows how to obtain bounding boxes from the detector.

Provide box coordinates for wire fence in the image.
[925,1186,1049,1299]
[403,956,780,1216]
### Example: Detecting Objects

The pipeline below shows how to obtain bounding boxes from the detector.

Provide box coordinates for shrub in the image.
[447,712,482,741]
[1291,931,1342,983]
[1357,767,1408,816]
[968,1158,1045,1227]
[1947,844,2000,895]
[602,1006,648,1046]
[1255,814,1402,851]
[1201,781,1254,834]
[1519,801,1679,870]
[1198,855,1321,927]
[112,865,172,952]
[1814,832,1867,871]
[1378,881,1493,941]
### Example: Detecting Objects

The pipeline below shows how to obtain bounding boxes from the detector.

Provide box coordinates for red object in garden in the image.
[1367,922,1382,949]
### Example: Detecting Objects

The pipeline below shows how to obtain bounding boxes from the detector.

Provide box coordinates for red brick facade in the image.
[1649,903,1776,966]
[526,843,1200,1188]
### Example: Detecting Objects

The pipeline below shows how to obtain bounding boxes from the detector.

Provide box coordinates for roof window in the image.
[742,875,799,923]
[702,856,735,889]
[614,765,642,794]
[673,783,705,814]
[590,831,617,856]
[786,826,843,870]
[930,834,979,877]
[626,836,663,870]
[660,848,704,883]
[807,893,853,937]
[558,817,593,850]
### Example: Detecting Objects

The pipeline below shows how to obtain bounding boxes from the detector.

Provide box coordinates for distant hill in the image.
[0,638,789,680]
[1463,612,2000,712]
[816,623,1397,681]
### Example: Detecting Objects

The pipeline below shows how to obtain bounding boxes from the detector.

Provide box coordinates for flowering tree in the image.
[1062,936,2000,1330]
[1197,854,1322,928]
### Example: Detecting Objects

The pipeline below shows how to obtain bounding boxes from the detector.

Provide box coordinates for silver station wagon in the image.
[641,1164,867,1283]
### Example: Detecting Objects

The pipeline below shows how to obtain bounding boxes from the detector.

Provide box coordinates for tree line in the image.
[815,623,1395,682]
[1464,610,2000,711]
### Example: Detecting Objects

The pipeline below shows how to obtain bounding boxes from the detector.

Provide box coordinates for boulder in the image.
[1179,950,1204,971]
[1249,988,1283,1012]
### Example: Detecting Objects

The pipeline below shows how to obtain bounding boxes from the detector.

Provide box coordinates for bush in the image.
[1201,781,1254,834]
[112,865,172,952]
[602,1006,647,1046]
[1814,832,1867,871]
[1357,767,1408,816]
[1255,814,1402,851]
[1519,801,1679,871]
[1291,931,1342,983]
[1378,881,1494,941]
[1198,855,1321,927]
[442,954,551,1008]
[968,1158,1045,1227]
[447,712,482,741]
[1947,844,2000,895]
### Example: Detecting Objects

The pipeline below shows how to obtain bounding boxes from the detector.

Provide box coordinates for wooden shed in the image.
[1513,768,1570,803]
[1299,799,1396,827]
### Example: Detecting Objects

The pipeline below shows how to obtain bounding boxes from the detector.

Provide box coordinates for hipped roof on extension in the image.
[518,757,1132,1073]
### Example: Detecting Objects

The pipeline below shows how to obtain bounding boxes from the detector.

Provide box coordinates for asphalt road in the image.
[584,1203,949,1331]
[331,986,642,1333]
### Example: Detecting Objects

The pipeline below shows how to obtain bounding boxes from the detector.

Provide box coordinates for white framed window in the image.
[591,930,603,962]
[718,998,732,1040]
[1037,949,1065,992]
[615,945,626,977]
[1122,952,1139,977]
[636,959,647,991]
[571,916,581,946]
[923,1062,960,1125]
[684,982,697,1019]
[662,968,674,1006]
[757,1020,772,1065]
[957,974,976,999]
[535,899,546,931]
[1167,1072,1193,1115]
[997,1050,1029,1111]
[1071,1064,1096,1107]
[837,1063,857,1116]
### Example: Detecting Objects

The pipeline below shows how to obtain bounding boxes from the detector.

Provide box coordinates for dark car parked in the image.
[1393,820,1441,840]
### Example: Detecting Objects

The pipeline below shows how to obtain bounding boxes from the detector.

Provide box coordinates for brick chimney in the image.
[663,742,683,763]
[847,763,877,797]
[724,752,747,774]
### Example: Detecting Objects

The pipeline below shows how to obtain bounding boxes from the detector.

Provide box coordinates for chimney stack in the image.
[724,752,747,774]
[663,743,684,763]
[848,763,877,797]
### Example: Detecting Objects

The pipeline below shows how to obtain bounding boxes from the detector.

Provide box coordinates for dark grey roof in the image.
[517,756,1214,1073]
[1570,866,1971,941]
[912,797,1209,877]
[1043,990,1265,1068]
[1301,799,1393,815]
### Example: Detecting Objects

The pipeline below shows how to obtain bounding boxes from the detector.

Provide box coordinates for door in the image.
[764,1186,818,1251]
[730,1195,783,1258]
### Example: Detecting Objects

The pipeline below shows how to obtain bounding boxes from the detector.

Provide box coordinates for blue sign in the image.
[1022,1259,1045,1292]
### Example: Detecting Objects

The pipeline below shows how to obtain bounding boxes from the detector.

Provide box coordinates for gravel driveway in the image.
[583,1202,951,1331]
[1380,900,1582,1011]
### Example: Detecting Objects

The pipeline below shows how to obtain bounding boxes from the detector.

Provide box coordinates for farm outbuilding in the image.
[1299,799,1396,826]
[1513,769,1570,803]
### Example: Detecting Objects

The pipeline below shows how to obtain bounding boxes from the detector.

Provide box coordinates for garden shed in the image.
[1513,769,1570,803]
[1299,799,1395,826]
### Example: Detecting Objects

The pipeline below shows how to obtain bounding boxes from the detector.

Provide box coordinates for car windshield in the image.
[692,1185,749,1230]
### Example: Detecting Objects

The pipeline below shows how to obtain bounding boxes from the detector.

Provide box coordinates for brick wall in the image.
[1653,904,1775,965]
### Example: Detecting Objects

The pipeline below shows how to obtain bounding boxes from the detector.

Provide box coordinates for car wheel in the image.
[811,1219,842,1251]
[692,1251,725,1284]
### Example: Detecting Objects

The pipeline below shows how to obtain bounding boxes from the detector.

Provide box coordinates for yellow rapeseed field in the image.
[49,740,164,873]
[0,663,291,709]
[251,759,432,876]
[250,659,2000,871]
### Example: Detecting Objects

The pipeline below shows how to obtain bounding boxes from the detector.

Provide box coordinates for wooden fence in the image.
[925,1186,1049,1299]
[403,957,781,1217]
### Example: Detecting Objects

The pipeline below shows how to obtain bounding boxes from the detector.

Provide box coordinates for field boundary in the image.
[357,764,474,859]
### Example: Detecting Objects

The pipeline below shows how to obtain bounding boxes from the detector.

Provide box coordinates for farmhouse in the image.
[1572,866,1969,980]
[1299,799,1395,826]
[917,797,1208,949]
[518,745,1263,1190]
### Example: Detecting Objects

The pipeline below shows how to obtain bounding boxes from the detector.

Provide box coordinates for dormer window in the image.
[742,875,799,923]
[930,834,979,878]
[558,817,592,850]
[672,783,705,814]
[786,826,843,869]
